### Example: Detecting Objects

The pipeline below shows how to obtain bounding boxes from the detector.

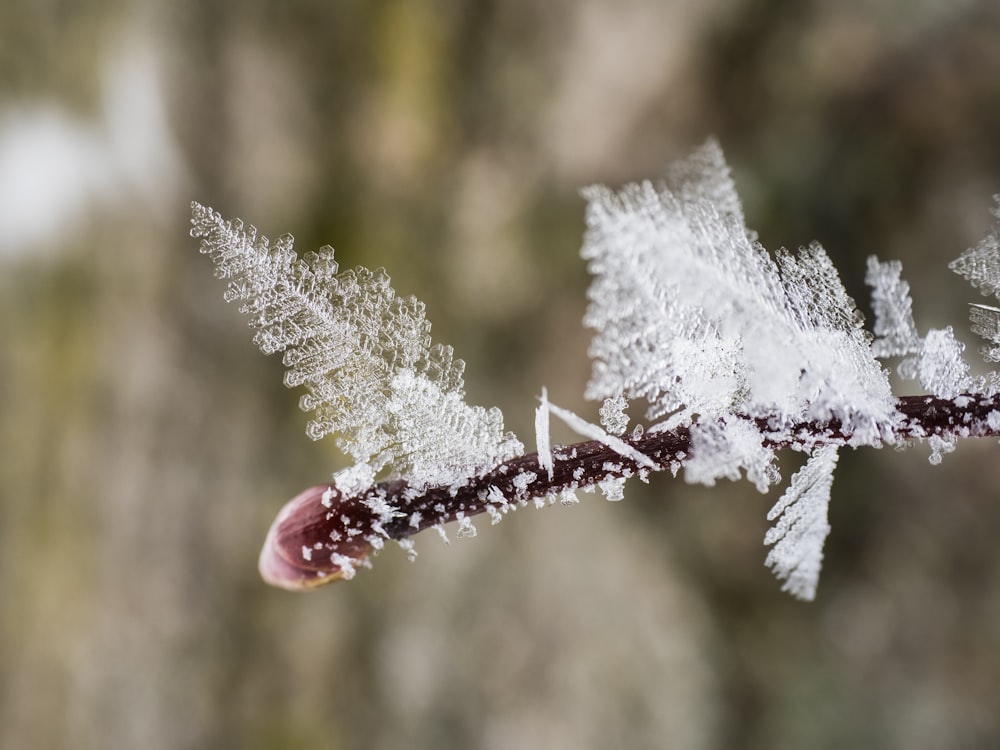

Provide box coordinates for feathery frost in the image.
[950,197,1000,299]
[865,256,921,358]
[190,202,521,489]
[582,141,895,438]
[764,446,838,601]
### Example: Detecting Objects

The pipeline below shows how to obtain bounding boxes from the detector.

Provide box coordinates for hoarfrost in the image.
[968,304,1000,363]
[598,476,627,501]
[582,140,895,434]
[331,552,366,580]
[599,394,629,435]
[333,463,375,496]
[455,514,477,538]
[764,446,839,601]
[916,328,972,399]
[512,471,537,502]
[927,434,956,466]
[395,538,417,561]
[486,485,508,507]
[865,256,921,357]
[684,415,778,493]
[535,387,553,480]
[559,488,580,505]
[191,202,522,490]
[544,400,655,469]
[321,486,336,508]
[865,257,974,398]
[950,197,1000,299]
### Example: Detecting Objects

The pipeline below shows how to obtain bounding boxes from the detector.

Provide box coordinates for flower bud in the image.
[258,485,374,590]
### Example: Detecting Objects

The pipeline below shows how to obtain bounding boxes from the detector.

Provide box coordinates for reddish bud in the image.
[258,485,375,591]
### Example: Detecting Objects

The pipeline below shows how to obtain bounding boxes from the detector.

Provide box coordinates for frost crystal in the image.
[865,256,921,357]
[968,304,1000,363]
[455,514,477,538]
[535,387,553,480]
[865,257,974,398]
[950,197,1000,299]
[927,434,957,466]
[764,446,839,601]
[583,139,893,480]
[544,400,655,470]
[599,394,629,435]
[597,476,626,501]
[332,463,376,496]
[684,415,778,494]
[915,327,972,399]
[191,203,522,488]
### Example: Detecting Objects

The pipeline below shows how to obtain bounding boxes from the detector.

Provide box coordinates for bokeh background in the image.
[3,1,1000,748]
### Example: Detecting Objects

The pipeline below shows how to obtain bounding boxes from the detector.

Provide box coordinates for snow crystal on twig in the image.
[535,387,553,480]
[764,446,839,601]
[545,400,656,470]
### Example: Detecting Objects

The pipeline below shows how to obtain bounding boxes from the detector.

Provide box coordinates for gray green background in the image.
[3,1,1000,748]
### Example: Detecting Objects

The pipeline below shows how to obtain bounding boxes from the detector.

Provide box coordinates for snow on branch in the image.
[195,144,1000,600]
[582,140,895,447]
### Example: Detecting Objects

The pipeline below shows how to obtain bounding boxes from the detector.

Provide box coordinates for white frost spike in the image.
[582,139,894,439]
[545,400,656,470]
[535,387,553,480]
[949,197,1000,299]
[191,203,522,489]
[764,445,839,601]
[865,256,921,357]
[433,524,450,545]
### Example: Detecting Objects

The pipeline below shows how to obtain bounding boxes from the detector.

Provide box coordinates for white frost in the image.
[545,400,655,470]
[950,197,1000,299]
[969,303,1000,363]
[599,394,629,435]
[684,415,778,494]
[927,434,956,466]
[535,387,553,480]
[455,514,477,539]
[764,446,839,601]
[191,203,522,490]
[865,256,921,358]
[916,328,972,399]
[333,463,375,497]
[582,139,895,435]
[598,476,627,501]
[988,410,1000,431]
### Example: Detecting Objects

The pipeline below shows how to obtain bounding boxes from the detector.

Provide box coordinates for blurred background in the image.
[3,0,1000,748]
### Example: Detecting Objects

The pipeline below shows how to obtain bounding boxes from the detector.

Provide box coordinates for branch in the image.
[260,392,1000,590]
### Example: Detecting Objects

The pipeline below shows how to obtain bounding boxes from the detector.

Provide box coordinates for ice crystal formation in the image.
[191,202,522,491]
[193,140,1000,599]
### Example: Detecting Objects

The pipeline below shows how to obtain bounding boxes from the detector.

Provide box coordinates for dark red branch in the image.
[259,393,1000,590]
